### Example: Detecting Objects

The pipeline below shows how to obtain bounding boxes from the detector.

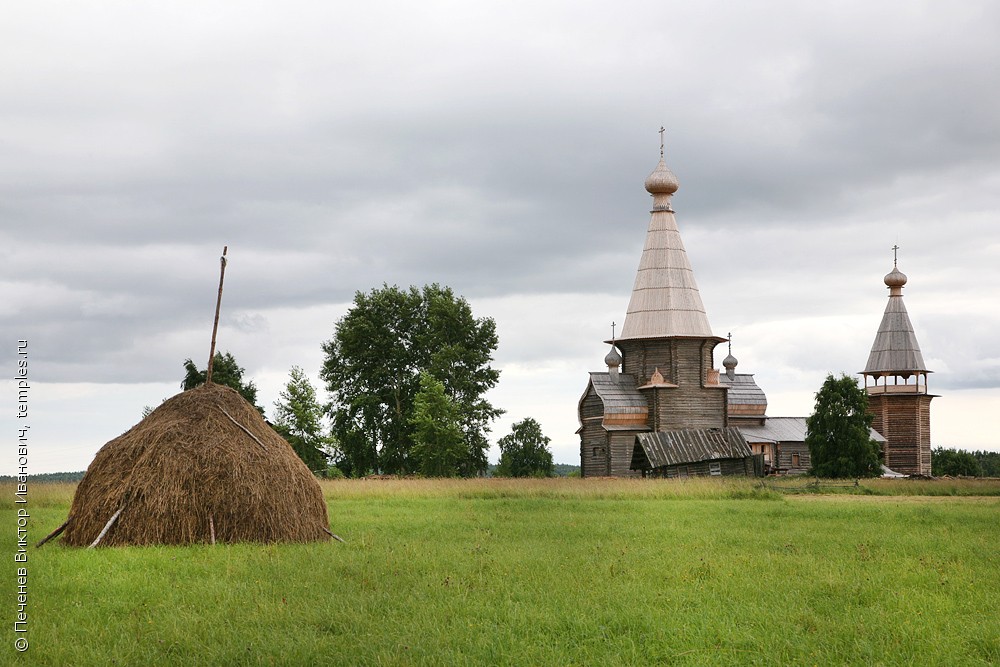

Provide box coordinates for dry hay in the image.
[58,383,330,547]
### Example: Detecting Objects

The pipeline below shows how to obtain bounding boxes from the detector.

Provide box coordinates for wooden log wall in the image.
[655,340,726,431]
[579,420,609,477]
[580,387,604,421]
[651,457,752,478]
[578,386,609,477]
[609,433,641,478]
[868,393,933,476]
[618,338,673,387]
[580,425,610,477]
[776,442,811,474]
[617,338,727,432]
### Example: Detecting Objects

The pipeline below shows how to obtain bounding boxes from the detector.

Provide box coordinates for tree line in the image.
[931,448,1000,477]
[176,284,554,478]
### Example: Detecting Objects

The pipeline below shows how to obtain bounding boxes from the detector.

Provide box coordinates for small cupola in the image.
[644,127,679,213]
[644,158,679,196]
[723,333,738,379]
[605,345,622,383]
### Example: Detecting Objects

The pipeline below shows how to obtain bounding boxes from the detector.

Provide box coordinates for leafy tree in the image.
[805,373,881,478]
[410,372,467,477]
[973,450,1000,477]
[931,447,982,477]
[495,418,554,478]
[272,366,334,474]
[182,351,264,414]
[320,284,502,477]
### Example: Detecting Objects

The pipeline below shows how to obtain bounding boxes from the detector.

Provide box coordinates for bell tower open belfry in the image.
[861,247,935,476]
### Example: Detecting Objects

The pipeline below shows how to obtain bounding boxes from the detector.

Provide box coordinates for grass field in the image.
[6,478,1000,665]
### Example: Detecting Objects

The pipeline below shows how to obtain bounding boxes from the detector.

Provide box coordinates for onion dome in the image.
[884,267,907,288]
[723,352,738,371]
[649,368,665,384]
[644,158,679,195]
[604,346,622,368]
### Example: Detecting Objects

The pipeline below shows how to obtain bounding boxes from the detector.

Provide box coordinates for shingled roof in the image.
[632,427,750,469]
[618,153,716,341]
[586,372,650,431]
[718,373,767,409]
[863,264,929,375]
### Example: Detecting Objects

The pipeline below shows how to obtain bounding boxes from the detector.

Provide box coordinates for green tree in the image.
[931,447,982,477]
[495,418,554,478]
[410,372,467,477]
[272,366,334,474]
[805,373,881,478]
[320,284,502,477]
[973,450,1000,477]
[182,352,264,414]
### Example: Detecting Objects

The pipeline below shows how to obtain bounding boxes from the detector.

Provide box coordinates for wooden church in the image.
[577,139,750,478]
[578,138,935,478]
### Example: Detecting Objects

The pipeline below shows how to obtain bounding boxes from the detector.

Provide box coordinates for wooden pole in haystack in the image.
[206,246,228,385]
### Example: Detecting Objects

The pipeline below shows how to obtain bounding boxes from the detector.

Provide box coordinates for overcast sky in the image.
[4,1,999,474]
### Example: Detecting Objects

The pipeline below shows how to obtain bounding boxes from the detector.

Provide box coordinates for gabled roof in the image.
[737,417,886,444]
[583,372,650,431]
[737,417,808,444]
[633,427,750,469]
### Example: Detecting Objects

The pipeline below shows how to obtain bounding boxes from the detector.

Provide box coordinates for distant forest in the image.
[932,448,1000,477]
[551,463,582,477]
[1,471,86,483]
[973,451,1000,476]
[485,462,580,477]
[4,465,583,483]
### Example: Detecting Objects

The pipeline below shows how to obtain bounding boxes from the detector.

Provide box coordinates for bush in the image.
[324,465,347,480]
[494,418,554,478]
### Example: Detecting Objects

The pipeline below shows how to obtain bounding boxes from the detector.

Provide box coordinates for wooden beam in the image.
[89,507,124,548]
[218,407,268,452]
[36,517,72,548]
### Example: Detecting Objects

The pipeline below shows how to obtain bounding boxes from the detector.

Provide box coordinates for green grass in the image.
[6,479,1000,665]
[764,476,1000,497]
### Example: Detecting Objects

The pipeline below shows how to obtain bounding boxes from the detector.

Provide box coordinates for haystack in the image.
[56,383,330,547]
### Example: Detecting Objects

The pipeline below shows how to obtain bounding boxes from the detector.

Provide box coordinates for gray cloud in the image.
[3,0,999,471]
